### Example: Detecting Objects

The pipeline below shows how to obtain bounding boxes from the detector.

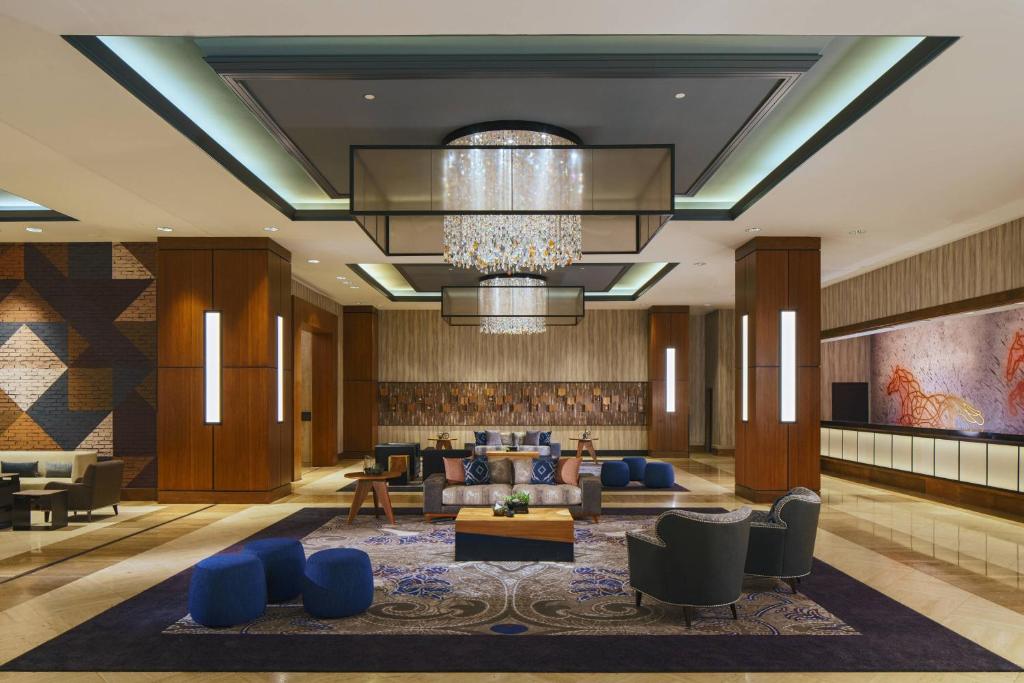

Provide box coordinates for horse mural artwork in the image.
[885,366,985,429]
[1006,329,1024,417]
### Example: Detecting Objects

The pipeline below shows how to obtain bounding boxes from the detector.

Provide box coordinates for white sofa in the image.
[0,450,98,490]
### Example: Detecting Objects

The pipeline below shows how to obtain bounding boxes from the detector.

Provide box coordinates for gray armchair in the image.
[44,460,124,521]
[744,487,821,592]
[626,507,751,627]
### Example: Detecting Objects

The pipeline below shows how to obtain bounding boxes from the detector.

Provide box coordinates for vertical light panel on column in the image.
[741,314,749,422]
[665,347,676,413]
[204,310,221,424]
[780,310,797,422]
[276,314,284,423]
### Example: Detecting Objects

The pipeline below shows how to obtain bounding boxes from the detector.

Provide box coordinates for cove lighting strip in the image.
[665,347,676,413]
[780,310,797,422]
[741,314,749,422]
[204,311,221,424]
[276,315,284,423]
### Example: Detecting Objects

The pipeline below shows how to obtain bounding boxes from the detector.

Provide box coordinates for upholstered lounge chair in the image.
[743,486,821,592]
[44,460,124,521]
[626,507,751,627]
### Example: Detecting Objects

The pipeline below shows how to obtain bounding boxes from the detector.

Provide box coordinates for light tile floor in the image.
[0,453,1022,682]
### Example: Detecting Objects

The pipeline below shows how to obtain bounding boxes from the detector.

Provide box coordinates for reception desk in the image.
[820,422,1024,515]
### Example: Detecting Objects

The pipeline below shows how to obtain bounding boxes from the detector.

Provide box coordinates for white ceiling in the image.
[0,0,1022,311]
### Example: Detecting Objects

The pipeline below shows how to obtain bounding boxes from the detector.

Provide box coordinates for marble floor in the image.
[1,454,1023,682]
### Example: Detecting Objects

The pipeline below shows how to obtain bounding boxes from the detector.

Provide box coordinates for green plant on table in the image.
[506,491,530,506]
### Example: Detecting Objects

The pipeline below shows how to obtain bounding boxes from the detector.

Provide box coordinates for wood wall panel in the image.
[648,307,689,455]
[215,368,271,491]
[709,309,736,450]
[156,249,210,367]
[156,368,212,490]
[343,307,378,454]
[344,308,378,382]
[292,280,344,454]
[752,250,787,367]
[312,331,338,465]
[822,217,1024,331]
[688,315,706,447]
[343,380,377,453]
[820,336,871,421]
[215,250,271,367]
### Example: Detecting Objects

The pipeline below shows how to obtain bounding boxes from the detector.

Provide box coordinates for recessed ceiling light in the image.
[336,276,348,281]
[674,92,686,99]
[848,228,867,235]
[349,286,359,289]
[745,227,762,233]
[693,261,706,267]
[156,226,173,233]
[25,226,42,233]
[306,259,320,264]
[263,226,279,232]
[363,94,376,101]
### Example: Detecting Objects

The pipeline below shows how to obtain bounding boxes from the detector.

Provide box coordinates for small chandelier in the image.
[442,123,583,274]
[478,274,547,335]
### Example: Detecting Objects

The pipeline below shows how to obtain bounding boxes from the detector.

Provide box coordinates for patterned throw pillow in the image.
[474,431,488,446]
[555,456,581,486]
[485,430,503,447]
[531,457,555,485]
[539,431,552,446]
[45,462,73,478]
[1,461,37,477]
[463,458,491,486]
[523,430,541,446]
[443,456,467,484]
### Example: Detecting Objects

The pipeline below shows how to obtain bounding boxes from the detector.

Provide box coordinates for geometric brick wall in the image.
[0,242,155,488]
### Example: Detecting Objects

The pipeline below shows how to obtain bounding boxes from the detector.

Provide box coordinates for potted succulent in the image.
[505,491,531,514]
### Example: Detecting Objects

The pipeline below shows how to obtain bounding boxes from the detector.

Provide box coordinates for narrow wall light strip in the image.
[204,311,221,424]
[276,315,284,423]
[741,314,749,422]
[665,347,676,413]
[780,310,797,422]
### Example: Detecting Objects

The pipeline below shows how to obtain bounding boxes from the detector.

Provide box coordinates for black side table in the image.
[13,489,68,531]
[0,474,20,529]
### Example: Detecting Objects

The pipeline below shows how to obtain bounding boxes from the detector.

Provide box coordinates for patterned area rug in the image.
[165,514,851,637]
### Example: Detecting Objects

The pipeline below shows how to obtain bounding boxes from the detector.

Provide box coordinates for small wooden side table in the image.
[570,438,599,463]
[344,470,403,525]
[13,489,68,531]
[428,437,454,450]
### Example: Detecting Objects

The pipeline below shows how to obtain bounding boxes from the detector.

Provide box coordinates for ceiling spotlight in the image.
[693,261,706,267]
[363,94,376,101]
[307,259,320,264]
[745,227,762,233]
[156,226,173,233]
[848,228,867,235]
[25,226,42,233]
[349,286,359,289]
[263,226,279,232]
[674,92,686,99]
[336,276,347,281]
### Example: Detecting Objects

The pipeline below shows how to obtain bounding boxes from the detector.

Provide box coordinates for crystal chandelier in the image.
[442,125,583,273]
[478,275,548,335]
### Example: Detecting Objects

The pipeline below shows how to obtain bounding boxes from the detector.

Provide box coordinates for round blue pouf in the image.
[601,460,630,487]
[622,456,648,481]
[302,548,374,619]
[644,461,675,489]
[244,537,306,603]
[188,552,266,627]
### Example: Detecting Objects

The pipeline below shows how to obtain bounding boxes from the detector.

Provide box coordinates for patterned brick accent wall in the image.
[0,243,156,488]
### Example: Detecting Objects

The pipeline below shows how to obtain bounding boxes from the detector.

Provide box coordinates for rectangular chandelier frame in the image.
[441,284,585,327]
[350,143,675,256]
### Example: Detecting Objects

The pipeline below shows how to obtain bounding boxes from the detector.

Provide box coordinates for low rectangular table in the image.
[454,507,574,561]
[12,489,68,531]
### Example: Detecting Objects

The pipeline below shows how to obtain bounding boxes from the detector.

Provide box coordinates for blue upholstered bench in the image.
[600,461,630,488]
[303,548,374,619]
[644,461,675,489]
[188,553,266,627]
[622,456,647,481]
[244,537,306,603]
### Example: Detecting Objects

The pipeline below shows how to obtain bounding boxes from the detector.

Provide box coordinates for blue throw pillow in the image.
[1,461,37,477]
[530,457,555,485]
[474,431,487,446]
[539,431,552,446]
[463,458,491,485]
[45,462,72,478]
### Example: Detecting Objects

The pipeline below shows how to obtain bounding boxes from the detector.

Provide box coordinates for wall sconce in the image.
[780,310,796,422]
[204,310,221,424]
[741,314,749,422]
[665,347,676,413]
[276,314,284,423]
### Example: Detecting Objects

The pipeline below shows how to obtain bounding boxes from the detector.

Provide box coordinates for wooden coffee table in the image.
[344,470,403,525]
[455,507,574,561]
[12,489,68,531]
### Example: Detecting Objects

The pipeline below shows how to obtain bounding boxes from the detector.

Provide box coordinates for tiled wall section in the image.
[0,243,155,488]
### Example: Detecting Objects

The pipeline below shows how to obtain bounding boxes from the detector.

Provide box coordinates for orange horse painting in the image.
[886,366,985,428]
[1006,330,1024,416]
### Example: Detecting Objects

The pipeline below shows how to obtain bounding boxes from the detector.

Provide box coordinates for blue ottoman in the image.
[644,461,675,489]
[622,456,648,481]
[601,461,630,488]
[188,553,266,627]
[244,537,306,603]
[303,548,374,619]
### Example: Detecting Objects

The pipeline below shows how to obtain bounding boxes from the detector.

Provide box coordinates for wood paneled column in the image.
[648,306,689,456]
[157,238,293,503]
[343,305,378,456]
[734,237,821,502]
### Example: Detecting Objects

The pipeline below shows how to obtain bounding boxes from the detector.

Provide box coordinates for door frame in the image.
[292,296,339,477]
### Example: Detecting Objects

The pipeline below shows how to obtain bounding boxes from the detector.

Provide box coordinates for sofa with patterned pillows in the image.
[464,430,562,459]
[423,452,600,522]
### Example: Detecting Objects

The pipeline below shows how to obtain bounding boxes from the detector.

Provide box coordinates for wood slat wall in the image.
[688,316,706,447]
[822,217,1024,331]
[706,309,736,450]
[820,336,871,421]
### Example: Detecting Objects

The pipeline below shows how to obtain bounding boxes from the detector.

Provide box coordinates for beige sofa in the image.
[0,450,98,490]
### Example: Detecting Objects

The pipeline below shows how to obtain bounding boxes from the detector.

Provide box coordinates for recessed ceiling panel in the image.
[395,263,629,293]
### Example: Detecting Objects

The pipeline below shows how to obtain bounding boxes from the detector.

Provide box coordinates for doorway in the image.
[292,297,339,479]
